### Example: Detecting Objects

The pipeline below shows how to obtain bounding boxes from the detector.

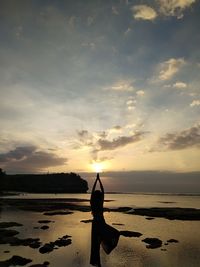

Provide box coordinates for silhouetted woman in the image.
[90,173,119,266]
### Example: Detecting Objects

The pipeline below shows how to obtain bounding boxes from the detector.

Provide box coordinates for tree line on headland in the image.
[0,168,88,193]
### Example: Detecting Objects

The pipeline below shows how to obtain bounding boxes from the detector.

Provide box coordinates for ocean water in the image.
[0,193,200,267]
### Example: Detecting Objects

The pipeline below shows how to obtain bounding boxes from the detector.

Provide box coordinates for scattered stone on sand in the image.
[161,248,167,251]
[4,251,10,253]
[0,222,23,228]
[116,207,133,212]
[29,262,49,267]
[120,231,142,238]
[40,225,49,230]
[80,219,93,223]
[62,234,71,239]
[39,235,71,254]
[112,223,125,226]
[0,255,32,266]
[2,198,199,221]
[0,198,90,213]
[142,238,162,249]
[43,211,73,216]
[145,217,155,220]
[10,237,41,248]
[54,238,71,247]
[38,220,53,224]
[39,243,54,254]
[167,238,179,243]
[159,201,176,204]
[0,229,41,248]
[124,207,200,221]
[0,229,19,239]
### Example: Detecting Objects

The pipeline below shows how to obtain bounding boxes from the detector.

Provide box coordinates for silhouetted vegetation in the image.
[0,172,88,193]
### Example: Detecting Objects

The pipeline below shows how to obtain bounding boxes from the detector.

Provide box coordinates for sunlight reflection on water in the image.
[0,194,200,267]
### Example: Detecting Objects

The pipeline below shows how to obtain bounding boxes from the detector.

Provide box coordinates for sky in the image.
[0,0,200,178]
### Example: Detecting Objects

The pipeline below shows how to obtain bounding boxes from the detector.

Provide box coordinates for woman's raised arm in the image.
[97,173,104,196]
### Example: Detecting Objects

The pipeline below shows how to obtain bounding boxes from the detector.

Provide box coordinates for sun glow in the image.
[91,162,104,173]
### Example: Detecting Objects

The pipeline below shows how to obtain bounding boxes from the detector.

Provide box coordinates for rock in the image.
[116,207,133,212]
[43,211,73,216]
[80,219,93,223]
[112,223,125,226]
[0,229,19,240]
[54,238,71,247]
[120,231,142,237]
[125,207,200,221]
[167,238,179,243]
[159,201,175,204]
[39,235,72,254]
[0,255,32,266]
[4,251,10,253]
[38,220,53,224]
[0,198,90,213]
[0,222,23,228]
[39,243,54,254]
[62,234,71,239]
[29,241,41,249]
[10,237,41,248]
[28,261,49,267]
[145,217,155,220]
[0,231,41,249]
[40,225,49,230]
[142,238,162,249]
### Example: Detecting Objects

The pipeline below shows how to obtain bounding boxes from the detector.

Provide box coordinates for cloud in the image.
[125,123,137,129]
[74,130,95,149]
[112,6,119,15]
[0,146,67,173]
[77,130,90,139]
[132,5,157,20]
[158,0,196,19]
[173,81,187,88]
[0,146,35,162]
[108,125,122,134]
[131,1,195,22]
[105,81,134,92]
[87,16,94,26]
[190,100,200,107]
[126,97,137,110]
[159,58,186,80]
[75,127,146,162]
[155,123,200,150]
[136,90,145,96]
[124,27,131,35]
[98,132,145,151]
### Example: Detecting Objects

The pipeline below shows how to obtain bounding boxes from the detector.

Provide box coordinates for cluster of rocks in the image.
[0,256,50,267]
[39,235,72,254]
[0,255,32,266]
[0,227,41,249]
[0,220,72,266]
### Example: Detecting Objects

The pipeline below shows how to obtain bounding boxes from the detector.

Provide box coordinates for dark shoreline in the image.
[1,198,200,221]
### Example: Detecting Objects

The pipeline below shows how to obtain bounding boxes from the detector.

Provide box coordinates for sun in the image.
[91,162,104,173]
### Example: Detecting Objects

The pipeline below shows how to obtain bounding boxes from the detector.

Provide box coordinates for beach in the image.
[0,193,200,267]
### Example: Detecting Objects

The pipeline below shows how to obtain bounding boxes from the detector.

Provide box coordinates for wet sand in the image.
[0,197,200,267]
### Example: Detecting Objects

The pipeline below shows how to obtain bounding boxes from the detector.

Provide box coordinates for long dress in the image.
[90,196,120,266]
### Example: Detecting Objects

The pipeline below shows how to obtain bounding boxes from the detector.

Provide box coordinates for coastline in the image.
[0,194,200,267]
[1,197,200,221]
